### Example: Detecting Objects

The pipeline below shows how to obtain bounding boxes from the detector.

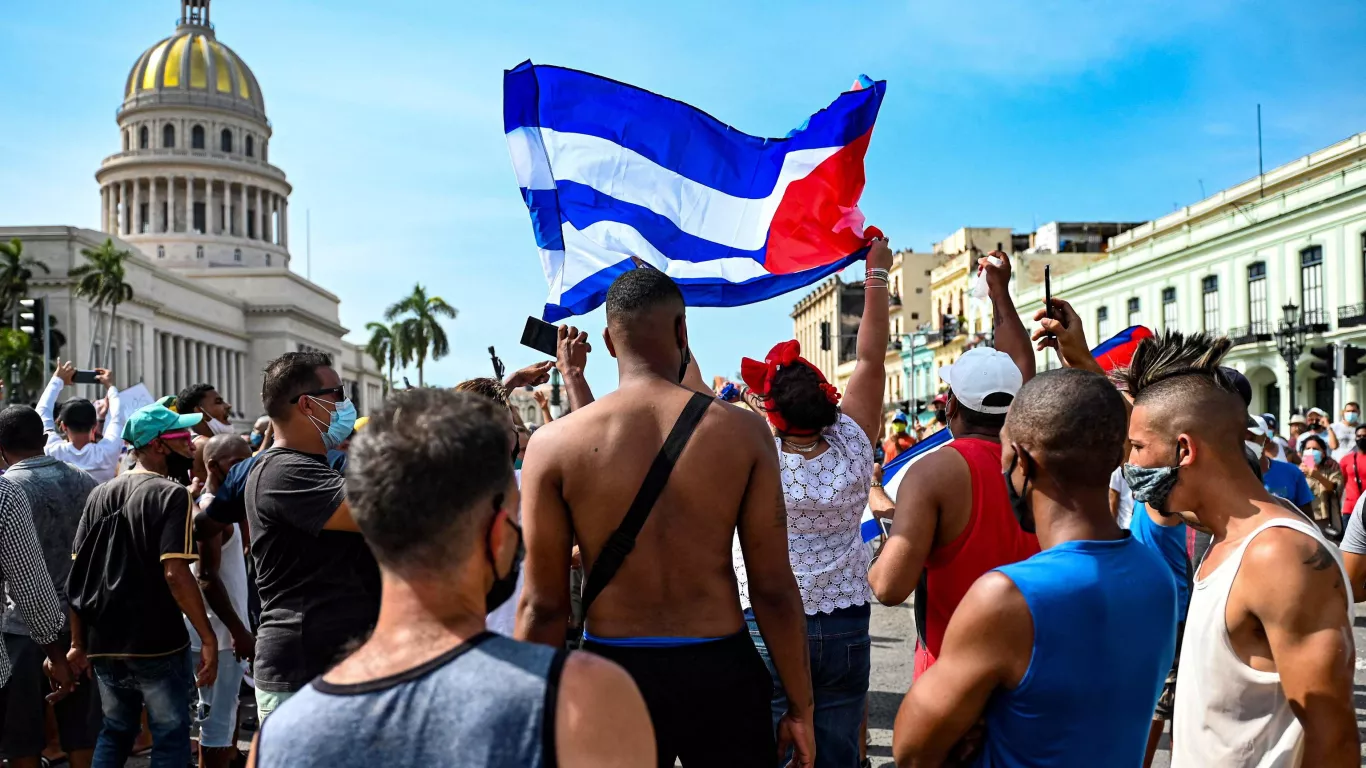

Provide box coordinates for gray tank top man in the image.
[256,633,568,768]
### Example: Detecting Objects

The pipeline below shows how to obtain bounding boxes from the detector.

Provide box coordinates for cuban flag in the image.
[504,61,886,321]
[1091,325,1154,373]
[860,427,954,542]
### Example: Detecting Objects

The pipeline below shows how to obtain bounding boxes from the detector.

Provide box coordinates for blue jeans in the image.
[746,603,871,768]
[91,653,192,768]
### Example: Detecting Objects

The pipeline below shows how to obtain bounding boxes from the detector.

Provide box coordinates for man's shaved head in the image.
[203,433,251,465]
[606,266,684,326]
[1006,368,1127,487]
[1118,332,1245,451]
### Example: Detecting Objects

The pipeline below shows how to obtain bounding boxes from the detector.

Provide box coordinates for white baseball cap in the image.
[1307,407,1329,418]
[938,348,1023,415]
[1246,414,1271,438]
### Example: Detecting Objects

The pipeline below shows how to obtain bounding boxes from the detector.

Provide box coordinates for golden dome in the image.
[123,22,265,121]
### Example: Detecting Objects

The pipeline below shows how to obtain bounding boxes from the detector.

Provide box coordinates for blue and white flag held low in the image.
[503,61,886,321]
[860,427,954,543]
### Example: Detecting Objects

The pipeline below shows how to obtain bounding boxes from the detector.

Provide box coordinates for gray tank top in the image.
[256,632,567,768]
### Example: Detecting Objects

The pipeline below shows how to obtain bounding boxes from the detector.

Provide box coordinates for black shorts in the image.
[1,631,104,757]
[583,629,776,768]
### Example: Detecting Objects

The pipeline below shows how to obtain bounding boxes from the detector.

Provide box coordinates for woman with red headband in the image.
[734,236,892,768]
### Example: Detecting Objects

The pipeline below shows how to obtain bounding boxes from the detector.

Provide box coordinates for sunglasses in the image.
[158,430,193,442]
[289,385,346,404]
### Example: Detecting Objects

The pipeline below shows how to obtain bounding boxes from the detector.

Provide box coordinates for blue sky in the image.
[4,0,1366,394]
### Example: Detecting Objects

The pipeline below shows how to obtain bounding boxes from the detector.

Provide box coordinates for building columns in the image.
[132,179,141,235]
[239,183,247,239]
[280,197,288,248]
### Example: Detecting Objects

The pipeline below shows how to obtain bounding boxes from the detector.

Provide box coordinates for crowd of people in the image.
[0,233,1362,768]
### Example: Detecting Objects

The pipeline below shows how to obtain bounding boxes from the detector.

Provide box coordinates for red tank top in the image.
[913,438,1040,677]
[1343,452,1366,517]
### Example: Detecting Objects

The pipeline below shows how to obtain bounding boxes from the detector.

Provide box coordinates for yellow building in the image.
[924,228,1010,374]
[789,248,940,423]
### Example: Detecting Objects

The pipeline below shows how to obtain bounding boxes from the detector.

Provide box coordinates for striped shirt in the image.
[0,478,66,686]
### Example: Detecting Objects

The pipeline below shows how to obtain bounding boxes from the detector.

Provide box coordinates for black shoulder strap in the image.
[579,392,712,618]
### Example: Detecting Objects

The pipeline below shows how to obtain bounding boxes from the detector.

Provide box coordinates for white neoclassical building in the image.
[2,0,383,423]
[1016,130,1366,426]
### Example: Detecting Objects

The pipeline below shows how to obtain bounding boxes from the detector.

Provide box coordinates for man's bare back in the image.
[519,378,784,641]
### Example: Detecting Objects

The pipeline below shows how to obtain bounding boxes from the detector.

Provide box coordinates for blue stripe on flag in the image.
[522,188,566,251]
[543,250,864,323]
[552,181,764,264]
[882,427,953,484]
[504,61,884,199]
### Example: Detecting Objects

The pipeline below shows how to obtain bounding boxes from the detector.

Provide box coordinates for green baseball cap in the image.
[122,404,205,448]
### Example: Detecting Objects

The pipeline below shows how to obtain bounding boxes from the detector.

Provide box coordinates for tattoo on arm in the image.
[1304,542,1337,571]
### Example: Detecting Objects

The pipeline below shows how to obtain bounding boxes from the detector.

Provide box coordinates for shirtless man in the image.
[1120,332,1358,767]
[517,268,814,768]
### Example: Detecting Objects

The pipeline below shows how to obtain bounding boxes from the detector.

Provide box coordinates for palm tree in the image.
[0,239,50,330]
[365,322,396,397]
[383,284,457,387]
[69,239,135,368]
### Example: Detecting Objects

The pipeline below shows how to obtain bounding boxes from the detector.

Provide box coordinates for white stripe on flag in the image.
[862,435,955,542]
[508,127,842,250]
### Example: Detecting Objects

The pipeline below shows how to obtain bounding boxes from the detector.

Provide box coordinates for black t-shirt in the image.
[68,471,197,658]
[246,448,379,692]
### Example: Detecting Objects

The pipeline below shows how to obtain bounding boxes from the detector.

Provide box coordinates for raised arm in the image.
[516,428,574,647]
[981,251,1036,384]
[841,238,892,444]
[37,362,73,446]
[91,369,127,466]
[868,450,964,606]
[893,572,1031,766]
[557,325,596,412]
[735,417,815,766]
[1242,529,1359,766]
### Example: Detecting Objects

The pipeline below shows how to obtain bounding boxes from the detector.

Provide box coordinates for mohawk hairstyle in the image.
[1115,331,1235,400]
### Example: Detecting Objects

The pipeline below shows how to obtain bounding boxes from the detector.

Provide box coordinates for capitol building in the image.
[1,0,383,423]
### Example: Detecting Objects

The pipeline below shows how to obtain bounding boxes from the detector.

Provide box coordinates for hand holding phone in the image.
[72,370,101,385]
[520,317,560,358]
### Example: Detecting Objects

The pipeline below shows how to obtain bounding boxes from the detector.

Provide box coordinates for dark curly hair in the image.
[768,363,838,435]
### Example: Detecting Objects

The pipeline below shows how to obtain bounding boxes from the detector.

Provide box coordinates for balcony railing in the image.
[1229,322,1274,347]
[1340,303,1366,329]
[889,293,903,307]
[1302,309,1331,333]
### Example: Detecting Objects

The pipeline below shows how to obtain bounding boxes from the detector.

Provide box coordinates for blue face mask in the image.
[307,396,356,451]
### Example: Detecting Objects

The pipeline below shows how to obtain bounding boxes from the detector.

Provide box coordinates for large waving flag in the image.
[860,427,954,543]
[504,61,886,321]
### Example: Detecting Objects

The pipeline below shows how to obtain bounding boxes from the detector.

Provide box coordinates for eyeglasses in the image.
[289,385,346,404]
[158,430,193,442]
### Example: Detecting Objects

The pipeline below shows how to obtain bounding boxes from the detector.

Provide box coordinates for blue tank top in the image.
[977,536,1177,768]
[256,633,566,768]
[1128,502,1192,617]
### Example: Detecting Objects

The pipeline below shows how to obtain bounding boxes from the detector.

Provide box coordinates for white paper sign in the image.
[118,382,156,416]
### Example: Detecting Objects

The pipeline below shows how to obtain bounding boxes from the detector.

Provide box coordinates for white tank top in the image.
[1171,517,1353,768]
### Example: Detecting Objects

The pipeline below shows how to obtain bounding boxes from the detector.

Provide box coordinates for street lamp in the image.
[1275,302,1309,418]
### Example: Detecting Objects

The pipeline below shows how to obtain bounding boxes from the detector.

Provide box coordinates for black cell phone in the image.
[520,316,559,357]
[72,370,100,385]
[1044,265,1053,320]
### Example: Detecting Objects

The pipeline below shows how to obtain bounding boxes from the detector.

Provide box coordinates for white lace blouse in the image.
[734,413,874,615]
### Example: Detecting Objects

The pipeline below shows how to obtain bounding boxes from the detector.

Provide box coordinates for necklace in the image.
[782,437,821,453]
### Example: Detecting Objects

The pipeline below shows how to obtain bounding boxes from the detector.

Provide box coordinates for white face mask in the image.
[207,417,235,436]
[1244,440,1265,458]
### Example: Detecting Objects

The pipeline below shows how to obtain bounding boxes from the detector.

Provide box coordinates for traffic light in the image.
[17,298,42,336]
[17,298,50,377]
[1345,345,1366,378]
[1309,344,1336,378]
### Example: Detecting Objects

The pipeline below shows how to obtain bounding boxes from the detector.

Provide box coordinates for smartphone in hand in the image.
[520,316,559,357]
[72,370,100,385]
